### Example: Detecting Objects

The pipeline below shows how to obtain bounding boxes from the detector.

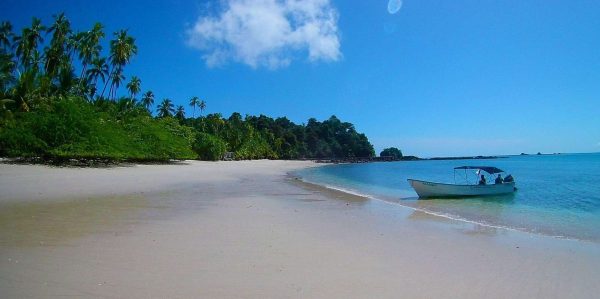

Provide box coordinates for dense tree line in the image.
[0,14,374,162]
[186,113,374,160]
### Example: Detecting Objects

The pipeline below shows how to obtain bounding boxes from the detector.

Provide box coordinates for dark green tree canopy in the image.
[380,147,402,158]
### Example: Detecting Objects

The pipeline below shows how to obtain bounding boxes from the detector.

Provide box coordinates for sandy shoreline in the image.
[1,160,600,298]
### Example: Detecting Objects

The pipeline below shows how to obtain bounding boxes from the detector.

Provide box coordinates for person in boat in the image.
[504,174,514,183]
[495,174,503,184]
[478,175,486,185]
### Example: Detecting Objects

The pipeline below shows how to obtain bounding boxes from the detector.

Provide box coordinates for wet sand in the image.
[1,160,600,298]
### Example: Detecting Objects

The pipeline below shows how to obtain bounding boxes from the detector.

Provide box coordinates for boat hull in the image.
[407,179,515,198]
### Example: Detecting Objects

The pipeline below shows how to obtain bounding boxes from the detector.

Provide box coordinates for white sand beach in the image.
[1,160,600,298]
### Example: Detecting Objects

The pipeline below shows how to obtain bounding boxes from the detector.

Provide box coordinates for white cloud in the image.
[186,0,341,69]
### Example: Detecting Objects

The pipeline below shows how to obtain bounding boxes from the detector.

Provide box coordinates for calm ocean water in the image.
[295,153,600,242]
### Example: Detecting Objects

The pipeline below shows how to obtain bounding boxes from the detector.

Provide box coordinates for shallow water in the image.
[295,153,600,242]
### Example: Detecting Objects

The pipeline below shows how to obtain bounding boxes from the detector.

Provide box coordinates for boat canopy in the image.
[453,166,505,174]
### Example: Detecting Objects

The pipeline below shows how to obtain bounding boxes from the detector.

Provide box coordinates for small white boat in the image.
[408,166,516,198]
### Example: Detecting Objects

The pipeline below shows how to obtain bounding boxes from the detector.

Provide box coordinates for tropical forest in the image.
[0,14,375,163]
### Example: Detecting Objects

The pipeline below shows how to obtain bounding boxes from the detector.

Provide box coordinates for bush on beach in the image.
[0,97,196,161]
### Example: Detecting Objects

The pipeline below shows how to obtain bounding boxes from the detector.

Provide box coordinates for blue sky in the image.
[2,0,599,157]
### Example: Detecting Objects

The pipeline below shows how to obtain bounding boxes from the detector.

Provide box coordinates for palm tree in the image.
[76,22,104,86]
[156,98,174,118]
[89,23,105,49]
[0,24,12,98]
[45,13,71,77]
[199,100,206,116]
[86,57,108,85]
[57,62,76,94]
[86,57,108,99]
[72,78,94,101]
[47,13,70,41]
[64,31,81,63]
[110,30,137,67]
[175,105,185,120]
[103,30,137,99]
[141,90,154,113]
[108,70,124,100]
[126,76,141,100]
[189,96,199,118]
[0,52,16,95]
[0,22,13,50]
[12,68,37,111]
[78,22,104,78]
[14,17,46,68]
[10,18,45,110]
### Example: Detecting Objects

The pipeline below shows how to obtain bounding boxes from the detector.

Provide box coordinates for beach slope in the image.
[1,160,599,298]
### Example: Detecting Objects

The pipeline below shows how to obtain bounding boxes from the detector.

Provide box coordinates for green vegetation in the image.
[0,97,196,160]
[184,113,374,160]
[380,147,402,159]
[0,14,374,163]
[193,132,227,161]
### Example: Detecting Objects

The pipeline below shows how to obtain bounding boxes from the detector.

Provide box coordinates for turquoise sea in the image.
[295,153,600,242]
